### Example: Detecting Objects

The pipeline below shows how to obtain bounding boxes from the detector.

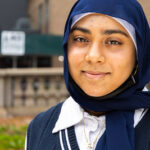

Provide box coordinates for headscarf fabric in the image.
[62,0,150,150]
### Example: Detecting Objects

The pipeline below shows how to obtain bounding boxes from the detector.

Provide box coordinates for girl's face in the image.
[67,14,136,97]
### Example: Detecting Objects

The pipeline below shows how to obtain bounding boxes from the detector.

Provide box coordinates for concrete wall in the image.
[0,68,68,116]
[28,0,76,34]
[49,0,76,35]
[138,0,150,24]
[28,0,43,31]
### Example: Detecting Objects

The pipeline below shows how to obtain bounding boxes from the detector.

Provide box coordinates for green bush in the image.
[0,125,27,150]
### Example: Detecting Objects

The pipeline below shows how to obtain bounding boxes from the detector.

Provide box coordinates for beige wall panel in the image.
[28,0,45,30]
[49,0,76,35]
[138,0,150,24]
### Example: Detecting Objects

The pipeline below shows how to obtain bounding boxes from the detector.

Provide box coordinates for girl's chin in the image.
[84,90,110,97]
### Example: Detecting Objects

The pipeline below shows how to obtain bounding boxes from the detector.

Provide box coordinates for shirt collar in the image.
[52,96,146,133]
[52,96,83,133]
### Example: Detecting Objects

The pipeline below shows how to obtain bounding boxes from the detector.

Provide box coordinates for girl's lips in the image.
[82,71,110,79]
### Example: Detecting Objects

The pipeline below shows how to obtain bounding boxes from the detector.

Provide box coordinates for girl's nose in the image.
[85,43,105,63]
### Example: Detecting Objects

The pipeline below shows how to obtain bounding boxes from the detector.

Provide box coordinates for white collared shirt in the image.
[52,96,148,150]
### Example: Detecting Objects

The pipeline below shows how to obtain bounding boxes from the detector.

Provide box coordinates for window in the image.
[0,57,13,68]
[17,56,33,68]
[37,56,51,67]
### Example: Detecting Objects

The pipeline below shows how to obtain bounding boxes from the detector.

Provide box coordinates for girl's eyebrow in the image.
[70,27,129,38]
[70,27,91,34]
[103,30,129,38]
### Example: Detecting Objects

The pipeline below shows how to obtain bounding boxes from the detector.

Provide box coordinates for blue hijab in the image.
[63,0,150,149]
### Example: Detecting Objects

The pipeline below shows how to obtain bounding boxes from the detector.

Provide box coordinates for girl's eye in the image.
[106,40,122,45]
[73,37,89,43]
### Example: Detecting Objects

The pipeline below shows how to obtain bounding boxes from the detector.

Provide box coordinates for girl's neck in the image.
[84,109,105,117]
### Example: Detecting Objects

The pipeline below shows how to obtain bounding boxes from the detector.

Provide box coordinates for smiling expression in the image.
[67,14,136,97]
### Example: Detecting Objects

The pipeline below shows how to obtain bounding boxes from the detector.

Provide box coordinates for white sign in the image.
[1,31,25,55]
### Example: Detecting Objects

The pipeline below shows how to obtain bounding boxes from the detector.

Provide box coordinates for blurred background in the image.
[0,0,149,149]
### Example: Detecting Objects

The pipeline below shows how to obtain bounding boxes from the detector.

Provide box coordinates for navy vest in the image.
[27,103,150,150]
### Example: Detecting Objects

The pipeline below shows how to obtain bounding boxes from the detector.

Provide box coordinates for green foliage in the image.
[0,125,27,150]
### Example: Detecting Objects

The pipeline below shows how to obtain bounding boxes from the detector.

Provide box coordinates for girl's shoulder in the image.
[135,109,150,150]
[26,102,64,150]
[29,101,64,127]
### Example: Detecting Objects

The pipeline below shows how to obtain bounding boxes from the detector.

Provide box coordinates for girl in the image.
[26,0,150,150]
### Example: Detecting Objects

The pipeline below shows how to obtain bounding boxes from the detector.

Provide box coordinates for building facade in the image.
[28,0,77,67]
[27,0,150,35]
[28,0,76,35]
